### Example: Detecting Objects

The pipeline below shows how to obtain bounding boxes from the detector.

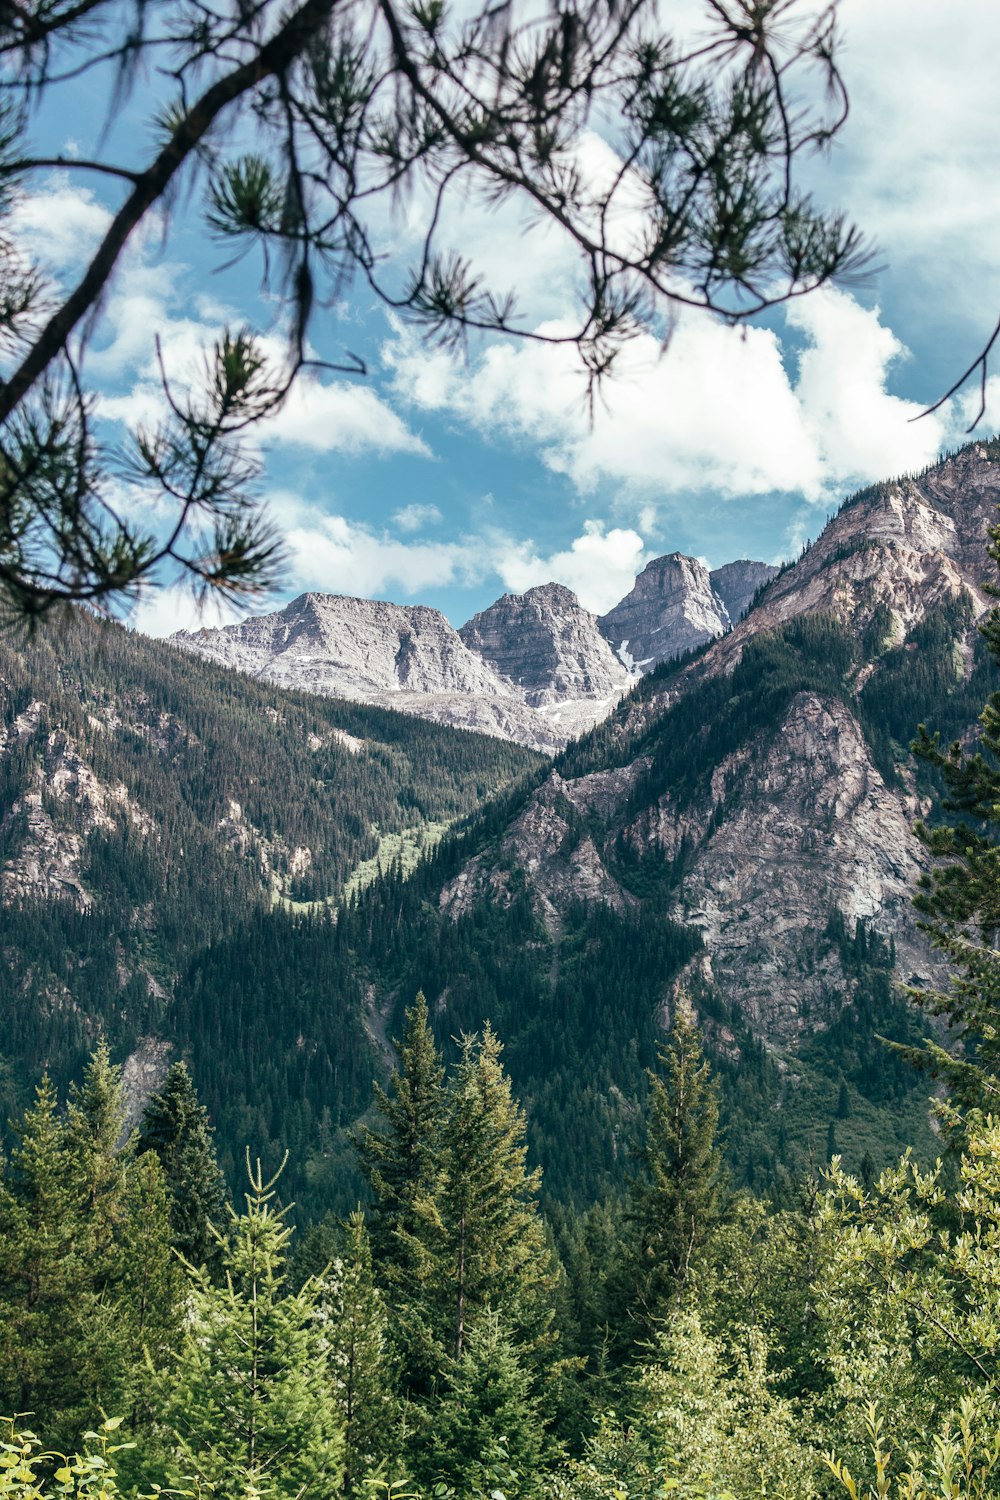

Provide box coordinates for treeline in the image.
[4,997,1000,1500]
[0,609,540,1157]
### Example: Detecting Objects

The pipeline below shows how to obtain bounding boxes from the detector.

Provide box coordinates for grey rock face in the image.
[176,592,508,699]
[459,583,632,705]
[174,587,634,752]
[659,691,938,1045]
[435,444,1000,1052]
[598,553,731,670]
[709,560,779,624]
[173,556,781,750]
[120,1037,174,1136]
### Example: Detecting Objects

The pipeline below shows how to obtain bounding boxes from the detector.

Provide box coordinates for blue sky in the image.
[13,0,1000,632]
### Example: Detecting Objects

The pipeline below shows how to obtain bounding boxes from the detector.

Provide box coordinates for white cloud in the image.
[91,262,429,458]
[264,491,481,600]
[265,374,430,457]
[9,177,112,272]
[822,0,1000,333]
[393,503,443,532]
[787,288,945,481]
[387,288,947,509]
[131,488,651,625]
[489,520,648,614]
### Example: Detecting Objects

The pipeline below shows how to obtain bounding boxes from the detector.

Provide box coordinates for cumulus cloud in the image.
[10,177,112,272]
[787,288,945,481]
[266,375,430,456]
[91,261,429,458]
[386,287,946,510]
[393,503,443,532]
[490,521,649,615]
[263,491,481,600]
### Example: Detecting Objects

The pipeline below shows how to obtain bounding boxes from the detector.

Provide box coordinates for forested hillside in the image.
[0,609,542,1200]
[4,442,1000,1219]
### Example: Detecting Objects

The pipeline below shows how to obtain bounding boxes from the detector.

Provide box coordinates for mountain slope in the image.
[0,612,542,1194]
[327,441,1000,1198]
[459,583,630,704]
[174,554,778,750]
[172,592,574,752]
[4,441,1000,1217]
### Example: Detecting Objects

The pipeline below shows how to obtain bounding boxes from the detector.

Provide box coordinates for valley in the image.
[2,441,999,1213]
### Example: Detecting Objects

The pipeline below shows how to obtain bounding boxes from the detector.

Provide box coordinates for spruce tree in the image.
[436,1024,557,1365]
[138,1060,227,1267]
[356,992,447,1393]
[416,1311,546,1495]
[620,1001,723,1341]
[0,1052,178,1448]
[315,1210,397,1497]
[0,1076,84,1439]
[151,1154,343,1500]
[357,992,446,1251]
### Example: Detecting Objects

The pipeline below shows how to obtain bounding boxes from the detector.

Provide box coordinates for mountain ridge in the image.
[172,550,781,751]
[3,439,1000,1212]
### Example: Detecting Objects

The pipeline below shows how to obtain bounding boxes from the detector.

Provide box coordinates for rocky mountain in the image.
[321,440,1000,1197]
[598,554,780,671]
[173,555,778,751]
[172,591,628,755]
[0,613,542,1198]
[459,583,629,704]
[5,439,1000,1215]
[709,559,781,625]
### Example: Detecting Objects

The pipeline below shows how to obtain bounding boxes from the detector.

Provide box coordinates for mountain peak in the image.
[459,584,630,707]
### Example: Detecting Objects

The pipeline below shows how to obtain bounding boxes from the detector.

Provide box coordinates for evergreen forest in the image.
[6,477,1000,1498]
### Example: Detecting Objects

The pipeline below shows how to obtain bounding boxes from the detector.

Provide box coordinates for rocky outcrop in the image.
[659,692,937,1045]
[174,589,638,754]
[175,593,509,700]
[459,584,632,705]
[440,766,642,933]
[120,1037,174,1135]
[434,443,1000,1054]
[709,560,779,624]
[1,715,155,910]
[598,554,731,670]
[172,557,777,751]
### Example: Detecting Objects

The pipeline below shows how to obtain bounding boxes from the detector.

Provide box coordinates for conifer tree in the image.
[0,1052,178,1447]
[0,1076,84,1439]
[138,1060,227,1267]
[357,992,446,1251]
[436,1025,557,1365]
[119,1151,182,1420]
[356,992,447,1392]
[620,1001,723,1340]
[416,1310,546,1495]
[315,1210,396,1496]
[151,1154,342,1500]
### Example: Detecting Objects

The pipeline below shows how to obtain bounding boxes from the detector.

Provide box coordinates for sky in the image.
[13,0,1000,634]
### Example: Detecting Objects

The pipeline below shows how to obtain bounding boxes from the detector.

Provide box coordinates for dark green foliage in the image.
[0,613,539,1216]
[138,1062,227,1268]
[149,1156,343,1500]
[617,1005,723,1343]
[3,514,998,1226]
[0,1051,179,1449]
[314,1211,397,1497]
[356,994,448,1397]
[415,1311,546,1495]
[434,1026,557,1367]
